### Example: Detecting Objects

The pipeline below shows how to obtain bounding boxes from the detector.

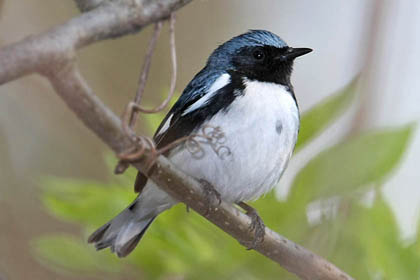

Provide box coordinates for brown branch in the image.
[0,0,191,85]
[74,0,105,12]
[129,21,163,128]
[0,1,353,279]
[125,13,177,137]
[132,12,178,114]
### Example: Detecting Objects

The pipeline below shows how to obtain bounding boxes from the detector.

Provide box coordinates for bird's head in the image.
[207,30,312,85]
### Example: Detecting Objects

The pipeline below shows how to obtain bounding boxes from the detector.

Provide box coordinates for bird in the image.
[88,30,312,257]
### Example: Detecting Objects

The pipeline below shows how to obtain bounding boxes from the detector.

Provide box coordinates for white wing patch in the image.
[181,73,231,116]
[155,113,173,137]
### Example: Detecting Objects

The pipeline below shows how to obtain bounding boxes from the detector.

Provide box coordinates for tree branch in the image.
[0,1,353,279]
[0,0,191,84]
[74,0,105,12]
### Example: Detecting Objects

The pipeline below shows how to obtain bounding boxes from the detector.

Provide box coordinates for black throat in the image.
[230,45,296,100]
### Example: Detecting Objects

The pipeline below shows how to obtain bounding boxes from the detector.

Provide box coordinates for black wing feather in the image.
[133,88,209,193]
[133,71,243,193]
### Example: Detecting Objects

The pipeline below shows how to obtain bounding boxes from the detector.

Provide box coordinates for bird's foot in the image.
[237,202,265,250]
[199,179,222,216]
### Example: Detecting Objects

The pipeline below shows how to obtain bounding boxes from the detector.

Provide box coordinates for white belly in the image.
[169,80,299,202]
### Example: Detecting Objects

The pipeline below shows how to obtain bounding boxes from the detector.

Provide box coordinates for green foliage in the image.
[357,196,420,278]
[33,79,419,279]
[290,125,414,205]
[40,176,135,227]
[295,77,358,151]
[33,235,123,276]
[312,195,420,279]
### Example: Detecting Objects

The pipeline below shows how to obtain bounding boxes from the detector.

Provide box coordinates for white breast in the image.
[170,79,299,203]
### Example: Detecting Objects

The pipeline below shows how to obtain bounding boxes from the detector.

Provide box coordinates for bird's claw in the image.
[199,179,222,216]
[238,202,265,250]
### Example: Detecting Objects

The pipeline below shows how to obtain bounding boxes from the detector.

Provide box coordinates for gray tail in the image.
[88,202,155,257]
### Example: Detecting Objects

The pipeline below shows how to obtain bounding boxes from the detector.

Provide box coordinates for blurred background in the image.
[0,0,419,279]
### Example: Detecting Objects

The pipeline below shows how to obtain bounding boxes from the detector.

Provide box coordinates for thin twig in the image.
[126,13,178,132]
[128,21,163,128]
[133,13,178,114]
[119,13,177,173]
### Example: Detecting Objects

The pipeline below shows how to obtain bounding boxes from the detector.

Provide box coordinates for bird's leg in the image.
[198,179,222,216]
[237,202,265,250]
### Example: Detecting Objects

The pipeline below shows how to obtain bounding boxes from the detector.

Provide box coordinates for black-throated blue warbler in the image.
[89,30,312,257]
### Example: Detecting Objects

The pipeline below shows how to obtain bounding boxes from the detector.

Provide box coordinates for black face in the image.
[231,46,308,86]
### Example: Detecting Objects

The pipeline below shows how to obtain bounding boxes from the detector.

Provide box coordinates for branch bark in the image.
[0,0,190,84]
[74,0,105,12]
[0,1,353,279]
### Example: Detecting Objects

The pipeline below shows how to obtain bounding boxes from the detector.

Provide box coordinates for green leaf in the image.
[40,177,136,227]
[328,195,420,279]
[295,77,358,151]
[361,196,420,278]
[32,235,122,276]
[290,124,415,204]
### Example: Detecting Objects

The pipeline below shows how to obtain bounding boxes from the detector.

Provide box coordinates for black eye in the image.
[253,49,265,61]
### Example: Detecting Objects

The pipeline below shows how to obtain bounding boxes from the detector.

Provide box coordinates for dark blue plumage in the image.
[208,30,288,68]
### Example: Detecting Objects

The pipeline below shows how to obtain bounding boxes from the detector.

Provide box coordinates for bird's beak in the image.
[276,47,313,61]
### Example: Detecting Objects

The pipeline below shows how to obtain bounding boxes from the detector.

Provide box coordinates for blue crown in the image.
[207,30,288,68]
